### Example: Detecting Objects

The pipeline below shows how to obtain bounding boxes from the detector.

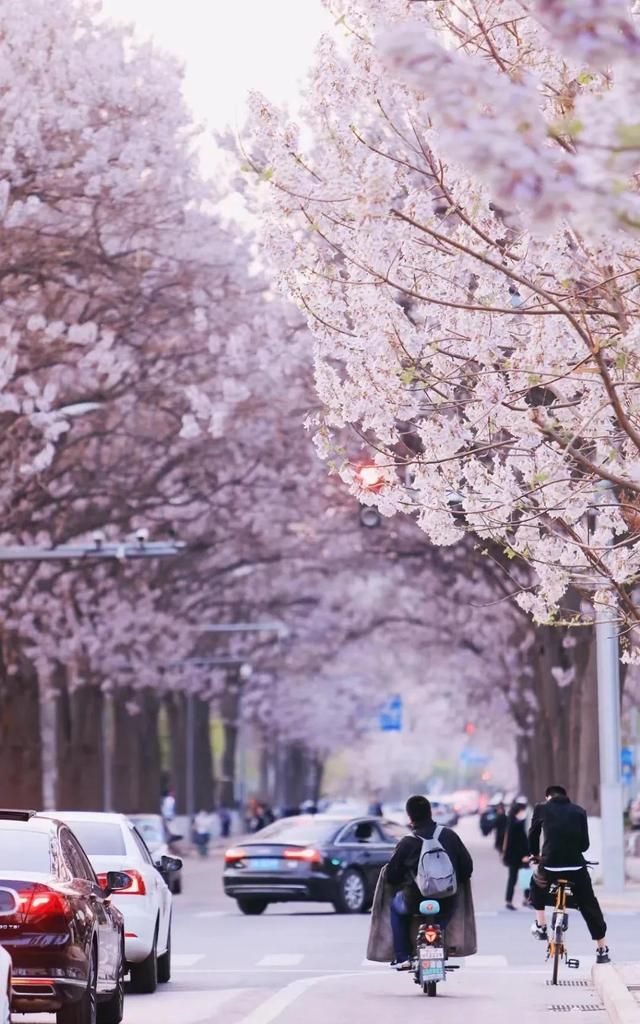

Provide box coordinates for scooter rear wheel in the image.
[423,981,438,996]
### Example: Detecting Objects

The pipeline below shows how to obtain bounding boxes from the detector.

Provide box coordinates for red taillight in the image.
[423,926,439,944]
[224,848,248,864]
[283,848,322,864]
[97,870,146,895]
[22,885,70,932]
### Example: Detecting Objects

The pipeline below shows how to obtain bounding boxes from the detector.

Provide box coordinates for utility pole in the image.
[593,482,625,893]
[102,686,115,813]
[596,603,625,892]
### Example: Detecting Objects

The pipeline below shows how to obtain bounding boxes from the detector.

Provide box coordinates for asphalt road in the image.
[19,818,639,1024]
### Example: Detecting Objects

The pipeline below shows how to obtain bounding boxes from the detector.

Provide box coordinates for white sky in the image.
[101,0,331,130]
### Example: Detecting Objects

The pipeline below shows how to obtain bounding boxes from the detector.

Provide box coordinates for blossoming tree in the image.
[245,0,640,635]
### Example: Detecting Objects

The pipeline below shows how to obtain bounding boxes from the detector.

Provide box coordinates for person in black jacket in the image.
[528,785,610,964]
[385,794,473,970]
[503,801,530,910]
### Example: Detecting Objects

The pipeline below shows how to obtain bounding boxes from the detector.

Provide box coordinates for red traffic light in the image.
[356,463,385,491]
[464,722,476,736]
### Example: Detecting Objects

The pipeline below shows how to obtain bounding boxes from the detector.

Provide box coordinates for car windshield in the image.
[65,821,126,856]
[254,818,339,845]
[0,829,51,872]
[131,819,164,845]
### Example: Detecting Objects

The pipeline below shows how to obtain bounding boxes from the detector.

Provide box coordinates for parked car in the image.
[223,814,405,915]
[0,945,11,1024]
[50,811,181,995]
[0,809,125,1024]
[128,815,183,894]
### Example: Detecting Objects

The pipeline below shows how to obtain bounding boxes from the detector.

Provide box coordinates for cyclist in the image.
[528,784,610,964]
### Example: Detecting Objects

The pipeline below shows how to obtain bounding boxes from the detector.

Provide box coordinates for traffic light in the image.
[464,722,476,736]
[355,463,384,528]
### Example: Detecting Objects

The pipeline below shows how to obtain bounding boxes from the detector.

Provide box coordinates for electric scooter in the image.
[411,899,460,996]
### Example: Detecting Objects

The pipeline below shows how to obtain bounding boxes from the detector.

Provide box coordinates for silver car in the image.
[129,814,183,894]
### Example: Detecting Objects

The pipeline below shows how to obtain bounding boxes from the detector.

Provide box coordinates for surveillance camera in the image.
[92,530,106,547]
[135,528,149,544]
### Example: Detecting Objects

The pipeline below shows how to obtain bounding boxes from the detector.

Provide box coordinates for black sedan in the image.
[223,815,405,915]
[0,809,127,1024]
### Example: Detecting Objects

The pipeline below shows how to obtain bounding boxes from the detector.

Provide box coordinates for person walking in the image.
[193,809,212,857]
[503,800,530,910]
[493,802,508,855]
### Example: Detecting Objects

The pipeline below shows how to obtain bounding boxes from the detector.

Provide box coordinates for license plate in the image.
[420,946,444,959]
[249,858,281,871]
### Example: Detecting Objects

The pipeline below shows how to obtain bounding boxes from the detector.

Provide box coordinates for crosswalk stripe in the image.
[257,954,304,967]
[194,910,228,919]
[172,953,206,968]
[361,959,387,967]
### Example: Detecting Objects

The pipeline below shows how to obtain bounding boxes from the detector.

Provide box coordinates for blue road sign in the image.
[459,749,490,766]
[621,746,634,782]
[379,695,403,732]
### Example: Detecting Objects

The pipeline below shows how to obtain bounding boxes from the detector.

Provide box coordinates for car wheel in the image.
[236,898,268,915]
[157,919,171,983]
[129,925,158,995]
[58,945,97,1024]
[333,869,367,914]
[97,936,125,1024]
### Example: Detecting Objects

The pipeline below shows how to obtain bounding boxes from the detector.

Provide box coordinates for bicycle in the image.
[539,861,598,985]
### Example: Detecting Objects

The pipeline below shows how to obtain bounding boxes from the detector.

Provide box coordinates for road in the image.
[20,818,638,1024]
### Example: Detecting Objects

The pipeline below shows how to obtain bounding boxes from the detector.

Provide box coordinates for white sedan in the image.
[50,812,181,994]
[0,945,11,1024]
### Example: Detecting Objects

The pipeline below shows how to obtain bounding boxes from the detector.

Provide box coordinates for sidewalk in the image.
[594,964,640,1024]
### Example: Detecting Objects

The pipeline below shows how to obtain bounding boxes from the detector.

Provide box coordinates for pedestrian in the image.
[493,801,507,855]
[503,800,530,910]
[193,809,212,857]
[218,806,231,839]
[161,787,176,835]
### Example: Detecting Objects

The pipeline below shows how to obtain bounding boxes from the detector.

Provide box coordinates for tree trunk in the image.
[166,693,186,812]
[57,683,104,810]
[194,698,214,810]
[0,645,42,807]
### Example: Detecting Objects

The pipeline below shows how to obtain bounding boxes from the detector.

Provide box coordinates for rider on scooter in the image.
[386,795,474,970]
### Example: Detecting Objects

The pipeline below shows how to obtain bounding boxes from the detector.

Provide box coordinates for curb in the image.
[592,965,640,1024]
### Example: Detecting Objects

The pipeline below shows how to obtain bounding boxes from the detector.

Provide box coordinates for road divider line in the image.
[258,954,304,967]
[236,972,371,1024]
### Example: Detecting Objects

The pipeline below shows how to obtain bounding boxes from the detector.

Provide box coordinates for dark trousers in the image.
[505,863,519,904]
[532,867,607,941]
[390,891,455,961]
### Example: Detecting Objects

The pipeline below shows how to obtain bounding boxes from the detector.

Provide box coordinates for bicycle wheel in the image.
[552,925,563,985]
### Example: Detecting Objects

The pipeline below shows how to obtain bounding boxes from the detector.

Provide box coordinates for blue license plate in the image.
[250,858,281,871]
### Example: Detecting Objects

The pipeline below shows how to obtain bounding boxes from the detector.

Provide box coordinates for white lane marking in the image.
[258,954,304,967]
[194,910,227,918]
[361,959,387,967]
[237,972,367,1024]
[171,953,206,968]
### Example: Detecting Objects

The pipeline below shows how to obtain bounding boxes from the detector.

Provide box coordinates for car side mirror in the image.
[102,871,132,896]
[158,855,182,874]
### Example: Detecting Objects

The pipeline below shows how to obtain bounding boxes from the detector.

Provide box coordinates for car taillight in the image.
[23,885,71,932]
[283,848,322,864]
[97,870,146,895]
[224,848,248,864]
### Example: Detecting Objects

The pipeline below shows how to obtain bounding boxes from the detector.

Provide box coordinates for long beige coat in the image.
[366,864,478,962]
